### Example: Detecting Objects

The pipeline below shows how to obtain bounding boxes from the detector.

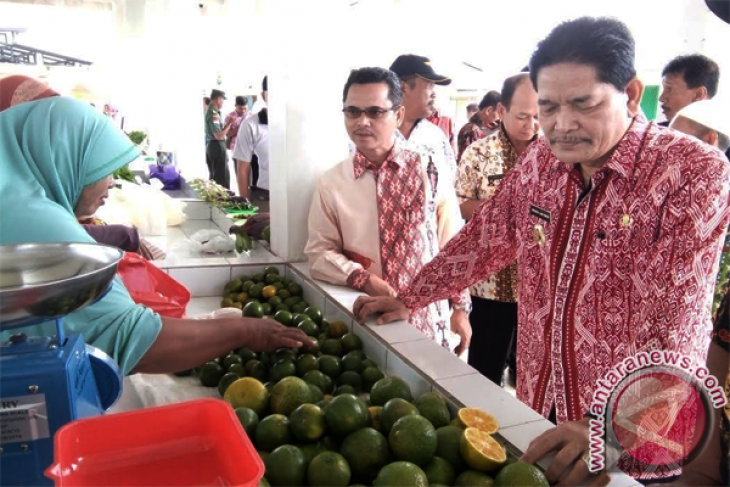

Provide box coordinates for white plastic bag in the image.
[96,181,187,236]
[186,229,235,254]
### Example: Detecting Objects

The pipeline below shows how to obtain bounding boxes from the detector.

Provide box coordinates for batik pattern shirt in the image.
[398,118,730,478]
[457,113,498,162]
[455,126,527,302]
[305,143,469,347]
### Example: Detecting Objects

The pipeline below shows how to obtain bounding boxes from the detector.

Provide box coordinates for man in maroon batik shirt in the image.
[355,17,730,485]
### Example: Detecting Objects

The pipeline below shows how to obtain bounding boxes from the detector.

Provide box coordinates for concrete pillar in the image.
[263,0,350,261]
[110,0,207,179]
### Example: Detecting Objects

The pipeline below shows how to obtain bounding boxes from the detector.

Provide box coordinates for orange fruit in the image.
[458,408,499,434]
[460,428,507,472]
[262,285,277,299]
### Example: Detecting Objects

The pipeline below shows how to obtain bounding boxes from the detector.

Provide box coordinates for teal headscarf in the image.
[0,97,162,375]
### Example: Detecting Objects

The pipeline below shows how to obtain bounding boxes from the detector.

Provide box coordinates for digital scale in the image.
[0,243,125,486]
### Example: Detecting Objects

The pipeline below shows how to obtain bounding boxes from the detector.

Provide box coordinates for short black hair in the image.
[235,96,248,106]
[342,67,403,107]
[529,17,637,92]
[478,91,501,111]
[500,74,531,110]
[662,54,720,98]
[262,76,268,92]
[203,96,210,105]
[398,73,418,89]
[466,103,478,112]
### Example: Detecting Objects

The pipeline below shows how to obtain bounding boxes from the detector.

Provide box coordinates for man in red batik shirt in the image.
[355,17,730,485]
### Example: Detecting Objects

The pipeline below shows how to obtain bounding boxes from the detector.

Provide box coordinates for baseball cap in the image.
[674,99,730,139]
[389,55,451,86]
[210,89,226,100]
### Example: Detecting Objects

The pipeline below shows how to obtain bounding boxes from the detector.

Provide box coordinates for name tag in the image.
[529,204,551,223]
[487,174,504,183]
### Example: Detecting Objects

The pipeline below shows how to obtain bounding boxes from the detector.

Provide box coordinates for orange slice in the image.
[458,407,500,434]
[460,427,507,472]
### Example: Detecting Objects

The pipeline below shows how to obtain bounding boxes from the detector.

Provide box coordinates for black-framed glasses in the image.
[342,106,400,120]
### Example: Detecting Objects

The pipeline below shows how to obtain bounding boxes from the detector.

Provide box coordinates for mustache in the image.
[551,136,591,143]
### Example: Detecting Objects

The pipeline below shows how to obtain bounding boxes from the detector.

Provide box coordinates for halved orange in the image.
[460,427,507,472]
[458,407,500,434]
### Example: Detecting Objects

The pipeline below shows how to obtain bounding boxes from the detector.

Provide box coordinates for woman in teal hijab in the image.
[0,90,310,375]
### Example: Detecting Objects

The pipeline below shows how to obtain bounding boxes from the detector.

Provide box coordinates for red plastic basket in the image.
[46,399,264,487]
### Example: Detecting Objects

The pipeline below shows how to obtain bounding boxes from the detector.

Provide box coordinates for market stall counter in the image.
[111,246,639,487]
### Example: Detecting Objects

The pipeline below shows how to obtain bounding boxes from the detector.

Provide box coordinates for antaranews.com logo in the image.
[588,350,726,473]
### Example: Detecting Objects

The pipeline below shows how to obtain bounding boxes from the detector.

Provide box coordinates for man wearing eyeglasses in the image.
[304,67,471,351]
[390,55,459,185]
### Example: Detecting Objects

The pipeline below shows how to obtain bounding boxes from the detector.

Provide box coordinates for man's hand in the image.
[450,309,472,356]
[353,296,410,325]
[363,275,397,298]
[242,318,314,351]
[520,418,595,487]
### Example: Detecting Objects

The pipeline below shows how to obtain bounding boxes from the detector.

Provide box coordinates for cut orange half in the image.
[460,427,507,472]
[458,408,499,434]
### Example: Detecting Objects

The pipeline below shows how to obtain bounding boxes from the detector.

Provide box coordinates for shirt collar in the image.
[353,143,404,179]
[469,113,484,127]
[596,114,649,180]
[498,123,537,156]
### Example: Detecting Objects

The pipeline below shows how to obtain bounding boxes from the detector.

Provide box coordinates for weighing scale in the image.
[0,243,125,486]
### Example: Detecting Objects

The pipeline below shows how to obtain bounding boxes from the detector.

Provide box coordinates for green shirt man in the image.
[205,89,233,187]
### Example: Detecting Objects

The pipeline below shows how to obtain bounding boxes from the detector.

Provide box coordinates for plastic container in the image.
[46,399,264,487]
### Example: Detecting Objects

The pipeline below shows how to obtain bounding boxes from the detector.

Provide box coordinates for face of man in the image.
[344,83,404,157]
[402,77,435,119]
[659,73,706,123]
[670,116,719,148]
[236,105,248,116]
[498,80,539,143]
[467,107,478,118]
[537,63,639,166]
[479,106,500,127]
[212,96,224,109]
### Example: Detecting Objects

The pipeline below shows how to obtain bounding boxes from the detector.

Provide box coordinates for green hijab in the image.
[0,97,162,375]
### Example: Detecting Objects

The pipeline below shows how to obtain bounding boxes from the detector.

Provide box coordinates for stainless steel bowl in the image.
[0,243,123,330]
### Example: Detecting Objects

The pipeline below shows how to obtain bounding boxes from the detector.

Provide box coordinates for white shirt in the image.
[396,119,458,184]
[233,111,270,190]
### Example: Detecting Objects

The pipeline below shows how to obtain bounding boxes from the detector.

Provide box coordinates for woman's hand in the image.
[132,315,315,374]
[242,318,313,351]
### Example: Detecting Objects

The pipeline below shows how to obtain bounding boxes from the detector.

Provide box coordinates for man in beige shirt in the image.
[305,67,471,351]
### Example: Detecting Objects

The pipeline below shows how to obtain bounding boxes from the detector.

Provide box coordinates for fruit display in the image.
[182,268,547,487]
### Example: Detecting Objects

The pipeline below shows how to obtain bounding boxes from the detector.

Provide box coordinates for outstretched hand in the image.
[353,296,410,324]
[242,318,314,351]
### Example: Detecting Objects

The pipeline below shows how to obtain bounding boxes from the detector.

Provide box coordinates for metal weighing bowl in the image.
[0,243,123,330]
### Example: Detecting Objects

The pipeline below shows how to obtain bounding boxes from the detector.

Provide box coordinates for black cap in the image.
[706,0,729,24]
[210,89,226,100]
[389,55,451,86]
[235,96,248,106]
[262,76,268,92]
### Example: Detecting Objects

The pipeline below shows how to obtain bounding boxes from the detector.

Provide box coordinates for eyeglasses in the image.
[342,106,400,120]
